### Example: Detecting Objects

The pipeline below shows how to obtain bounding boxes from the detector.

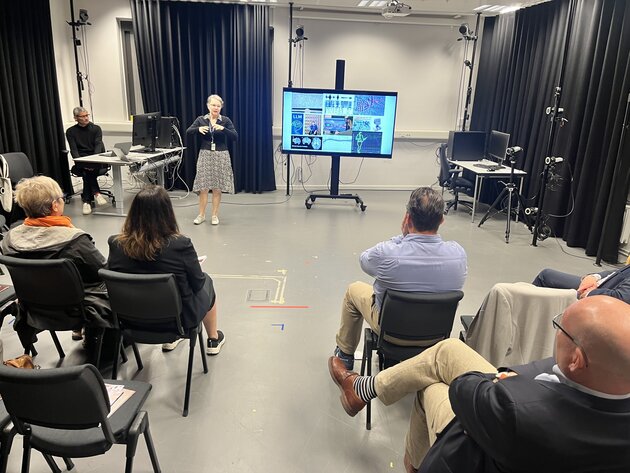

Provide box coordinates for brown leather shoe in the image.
[328,356,366,417]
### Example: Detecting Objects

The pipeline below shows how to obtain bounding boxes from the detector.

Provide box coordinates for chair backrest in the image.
[1,152,34,186]
[0,255,86,331]
[0,364,115,442]
[378,289,464,347]
[438,143,452,187]
[98,268,185,338]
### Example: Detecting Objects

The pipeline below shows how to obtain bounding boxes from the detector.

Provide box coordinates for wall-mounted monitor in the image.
[132,111,161,152]
[281,87,398,158]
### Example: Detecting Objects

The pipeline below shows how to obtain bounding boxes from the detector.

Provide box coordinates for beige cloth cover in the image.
[465,282,577,366]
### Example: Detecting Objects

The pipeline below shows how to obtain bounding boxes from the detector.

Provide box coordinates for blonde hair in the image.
[207,94,224,106]
[14,176,63,218]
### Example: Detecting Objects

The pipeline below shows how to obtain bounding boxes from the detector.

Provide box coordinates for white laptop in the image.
[100,142,134,160]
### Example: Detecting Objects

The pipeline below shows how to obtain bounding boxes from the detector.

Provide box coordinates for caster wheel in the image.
[112,199,116,206]
[305,202,312,209]
[360,204,367,212]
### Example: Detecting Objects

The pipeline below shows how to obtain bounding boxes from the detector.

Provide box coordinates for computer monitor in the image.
[487,130,510,163]
[132,112,161,152]
[447,131,486,161]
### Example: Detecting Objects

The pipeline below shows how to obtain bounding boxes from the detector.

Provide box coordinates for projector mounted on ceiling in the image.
[382,0,412,19]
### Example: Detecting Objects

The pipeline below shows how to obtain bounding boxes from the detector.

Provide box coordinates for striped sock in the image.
[353,376,377,403]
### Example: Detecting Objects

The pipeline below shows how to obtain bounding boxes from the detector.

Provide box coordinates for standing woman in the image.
[187,94,238,225]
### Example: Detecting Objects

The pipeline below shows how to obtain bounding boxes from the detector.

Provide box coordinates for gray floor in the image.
[0,187,617,472]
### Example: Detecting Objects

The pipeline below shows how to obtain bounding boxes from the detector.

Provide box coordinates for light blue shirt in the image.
[360,233,468,311]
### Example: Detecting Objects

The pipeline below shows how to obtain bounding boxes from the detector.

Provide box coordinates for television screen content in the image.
[282,88,398,158]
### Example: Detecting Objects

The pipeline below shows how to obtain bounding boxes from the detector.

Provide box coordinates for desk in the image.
[450,159,527,223]
[74,147,183,216]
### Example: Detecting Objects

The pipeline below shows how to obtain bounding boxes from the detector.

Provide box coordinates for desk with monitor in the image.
[447,130,528,223]
[74,146,183,216]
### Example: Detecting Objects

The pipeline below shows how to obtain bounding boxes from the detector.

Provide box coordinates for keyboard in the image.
[473,163,505,171]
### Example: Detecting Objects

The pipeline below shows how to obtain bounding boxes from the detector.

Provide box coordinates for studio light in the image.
[381,0,411,19]
[294,25,307,42]
[459,23,470,35]
[79,9,89,24]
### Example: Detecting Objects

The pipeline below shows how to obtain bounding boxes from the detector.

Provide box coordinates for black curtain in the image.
[0,0,72,194]
[130,0,275,193]
[471,0,630,263]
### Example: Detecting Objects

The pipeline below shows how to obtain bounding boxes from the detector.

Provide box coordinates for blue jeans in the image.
[532,268,581,289]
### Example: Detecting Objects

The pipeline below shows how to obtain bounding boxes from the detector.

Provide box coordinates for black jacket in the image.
[186,114,238,151]
[419,359,630,473]
[107,235,212,329]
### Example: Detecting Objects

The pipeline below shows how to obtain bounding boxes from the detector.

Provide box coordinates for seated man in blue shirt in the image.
[332,187,468,370]
[532,266,630,303]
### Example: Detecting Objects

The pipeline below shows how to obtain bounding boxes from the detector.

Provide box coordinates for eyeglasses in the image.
[552,313,589,367]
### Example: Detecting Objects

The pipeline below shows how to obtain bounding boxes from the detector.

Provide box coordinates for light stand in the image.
[478,147,532,243]
[459,13,481,131]
[67,0,90,107]
[530,0,576,246]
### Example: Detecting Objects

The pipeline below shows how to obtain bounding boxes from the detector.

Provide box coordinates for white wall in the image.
[49,1,478,190]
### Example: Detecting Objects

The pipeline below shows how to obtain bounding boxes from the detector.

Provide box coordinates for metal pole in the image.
[461,12,481,132]
[69,0,83,107]
[286,2,294,196]
[531,0,576,246]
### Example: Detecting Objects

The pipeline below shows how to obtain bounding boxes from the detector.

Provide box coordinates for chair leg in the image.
[94,328,105,370]
[142,416,161,473]
[62,458,74,470]
[120,344,129,364]
[49,331,65,359]
[183,336,196,417]
[198,329,208,374]
[131,342,143,372]
[41,454,61,473]
[112,332,124,380]
[0,424,16,473]
[21,427,32,473]
[366,342,373,431]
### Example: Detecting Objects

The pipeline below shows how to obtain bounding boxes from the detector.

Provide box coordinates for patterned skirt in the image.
[192,149,234,194]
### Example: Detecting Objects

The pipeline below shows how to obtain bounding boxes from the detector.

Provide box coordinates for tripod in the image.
[478,152,532,243]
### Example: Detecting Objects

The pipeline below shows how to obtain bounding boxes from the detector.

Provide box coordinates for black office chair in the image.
[0,255,109,367]
[0,152,34,227]
[99,269,209,417]
[360,289,464,430]
[438,143,474,214]
[0,364,161,473]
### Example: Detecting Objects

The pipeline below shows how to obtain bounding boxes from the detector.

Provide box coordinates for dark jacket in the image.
[419,358,630,473]
[590,265,630,302]
[107,235,212,329]
[186,114,238,151]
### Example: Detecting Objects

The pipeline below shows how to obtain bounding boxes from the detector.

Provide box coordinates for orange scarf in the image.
[24,216,74,228]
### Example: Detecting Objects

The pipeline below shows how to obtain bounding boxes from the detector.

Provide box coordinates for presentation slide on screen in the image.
[282,90,397,157]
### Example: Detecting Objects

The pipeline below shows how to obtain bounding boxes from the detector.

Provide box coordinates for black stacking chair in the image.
[360,289,464,430]
[0,364,160,473]
[99,269,208,417]
[0,152,34,227]
[0,255,108,366]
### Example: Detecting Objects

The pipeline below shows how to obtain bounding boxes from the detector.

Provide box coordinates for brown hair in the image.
[115,185,179,261]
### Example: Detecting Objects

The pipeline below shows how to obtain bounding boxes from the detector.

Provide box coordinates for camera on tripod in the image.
[544,156,564,165]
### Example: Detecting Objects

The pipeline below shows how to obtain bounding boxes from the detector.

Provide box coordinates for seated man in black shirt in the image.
[66,107,109,215]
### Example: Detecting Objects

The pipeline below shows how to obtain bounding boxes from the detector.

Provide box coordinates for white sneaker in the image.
[82,203,92,215]
[211,216,219,225]
[94,194,108,206]
[162,338,184,352]
[193,215,205,225]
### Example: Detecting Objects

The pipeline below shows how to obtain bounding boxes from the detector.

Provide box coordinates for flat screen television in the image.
[447,131,486,161]
[281,87,398,158]
[132,112,161,152]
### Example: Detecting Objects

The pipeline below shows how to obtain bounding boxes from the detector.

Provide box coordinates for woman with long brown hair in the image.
[107,185,224,354]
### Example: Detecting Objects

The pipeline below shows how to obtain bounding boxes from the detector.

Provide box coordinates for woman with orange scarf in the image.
[1,176,111,346]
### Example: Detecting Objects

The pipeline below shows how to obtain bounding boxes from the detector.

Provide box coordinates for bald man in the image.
[329,296,630,473]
